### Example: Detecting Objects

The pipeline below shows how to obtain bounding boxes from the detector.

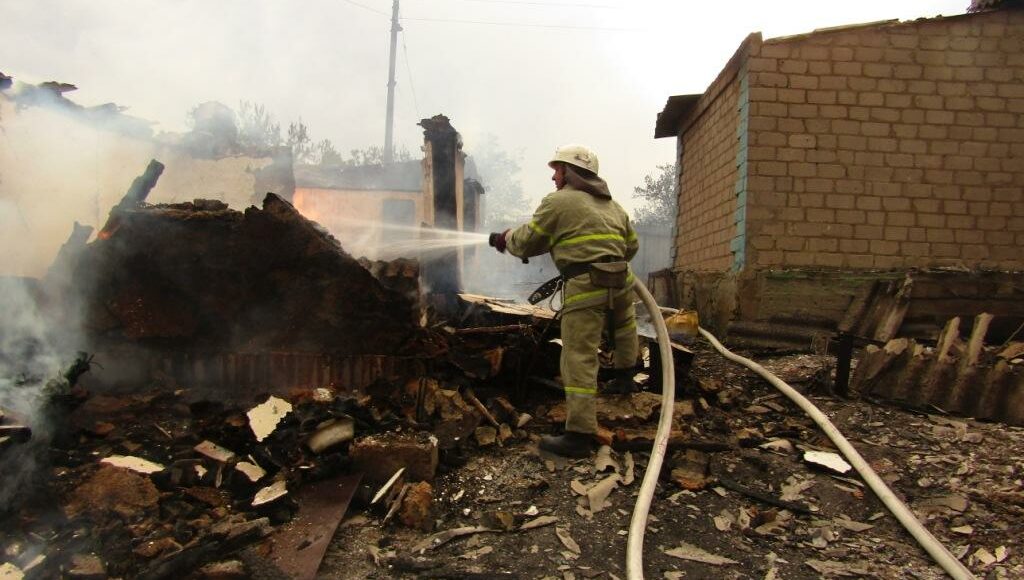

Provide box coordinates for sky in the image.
[1,0,968,213]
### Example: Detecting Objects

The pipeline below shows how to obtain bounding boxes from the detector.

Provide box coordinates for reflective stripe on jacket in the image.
[506,185,639,312]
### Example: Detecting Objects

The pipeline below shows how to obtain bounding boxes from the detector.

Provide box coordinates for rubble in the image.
[99,455,166,474]
[306,417,355,454]
[66,554,106,579]
[64,465,160,519]
[663,542,738,566]
[802,450,853,475]
[2,166,1023,580]
[247,396,292,442]
[852,314,1024,425]
[399,482,435,531]
[252,479,288,507]
[350,432,439,485]
[257,474,360,579]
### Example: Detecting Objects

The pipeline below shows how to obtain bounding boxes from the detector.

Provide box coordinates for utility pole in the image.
[384,0,400,165]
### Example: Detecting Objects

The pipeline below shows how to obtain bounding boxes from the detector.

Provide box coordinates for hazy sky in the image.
[1,0,967,212]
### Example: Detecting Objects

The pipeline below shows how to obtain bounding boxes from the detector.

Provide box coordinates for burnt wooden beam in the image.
[98,159,165,237]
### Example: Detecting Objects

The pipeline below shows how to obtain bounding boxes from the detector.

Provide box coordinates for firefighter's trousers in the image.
[560,285,639,434]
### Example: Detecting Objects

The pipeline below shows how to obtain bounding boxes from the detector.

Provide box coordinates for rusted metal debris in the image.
[258,474,361,580]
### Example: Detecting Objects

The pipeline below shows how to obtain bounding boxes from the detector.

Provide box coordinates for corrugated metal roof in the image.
[654,94,701,139]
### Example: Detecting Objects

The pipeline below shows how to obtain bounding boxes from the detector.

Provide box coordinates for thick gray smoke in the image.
[0,277,83,509]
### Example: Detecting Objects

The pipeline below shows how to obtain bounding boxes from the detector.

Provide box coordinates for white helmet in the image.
[549,144,599,176]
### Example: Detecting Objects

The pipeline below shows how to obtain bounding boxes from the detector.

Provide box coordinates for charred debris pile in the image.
[0,160,573,579]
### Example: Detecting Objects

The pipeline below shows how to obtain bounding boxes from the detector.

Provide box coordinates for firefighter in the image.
[489,144,639,458]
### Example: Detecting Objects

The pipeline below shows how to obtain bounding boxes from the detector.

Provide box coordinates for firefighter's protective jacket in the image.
[506,184,639,313]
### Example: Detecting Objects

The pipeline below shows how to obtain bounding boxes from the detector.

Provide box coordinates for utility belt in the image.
[528,257,630,305]
[529,258,630,350]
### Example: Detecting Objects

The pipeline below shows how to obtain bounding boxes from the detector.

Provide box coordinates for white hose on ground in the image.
[695,326,975,579]
[626,280,675,580]
[634,302,973,580]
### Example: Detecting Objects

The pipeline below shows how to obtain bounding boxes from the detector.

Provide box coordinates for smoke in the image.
[0,87,280,278]
[0,277,83,509]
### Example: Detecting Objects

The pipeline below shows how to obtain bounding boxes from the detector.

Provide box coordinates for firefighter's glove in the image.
[488,230,508,253]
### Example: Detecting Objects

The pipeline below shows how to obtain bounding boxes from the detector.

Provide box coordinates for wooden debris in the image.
[717,476,812,515]
[306,417,355,454]
[520,515,558,530]
[410,526,498,553]
[554,527,581,555]
[371,468,406,505]
[465,389,500,428]
[805,559,870,576]
[594,445,619,473]
[235,461,265,483]
[586,475,620,514]
[252,480,287,507]
[382,483,409,526]
[621,452,635,486]
[853,313,1024,425]
[663,542,738,566]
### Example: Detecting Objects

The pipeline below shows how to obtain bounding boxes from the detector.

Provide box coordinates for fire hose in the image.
[625,284,976,580]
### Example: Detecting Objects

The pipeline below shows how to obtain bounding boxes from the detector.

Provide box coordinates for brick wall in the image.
[674,61,743,272]
[743,8,1024,271]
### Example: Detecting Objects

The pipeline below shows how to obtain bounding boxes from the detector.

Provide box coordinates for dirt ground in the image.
[316,344,1024,579]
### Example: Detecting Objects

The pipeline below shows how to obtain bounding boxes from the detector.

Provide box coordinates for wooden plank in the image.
[943,313,993,413]
[911,317,961,408]
[850,338,909,395]
[873,274,914,343]
[888,342,931,403]
[837,282,876,335]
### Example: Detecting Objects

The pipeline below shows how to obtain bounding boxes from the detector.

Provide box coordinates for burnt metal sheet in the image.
[261,473,362,580]
[457,293,556,320]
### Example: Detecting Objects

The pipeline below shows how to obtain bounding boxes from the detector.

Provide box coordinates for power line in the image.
[401,31,421,118]
[339,0,390,17]
[400,15,641,32]
[458,0,623,9]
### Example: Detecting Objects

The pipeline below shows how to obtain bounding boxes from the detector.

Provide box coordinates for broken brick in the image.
[670,449,709,491]
[350,432,438,485]
[474,426,497,447]
[399,481,434,531]
[67,554,106,579]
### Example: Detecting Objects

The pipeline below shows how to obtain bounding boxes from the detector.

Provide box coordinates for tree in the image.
[471,135,530,228]
[286,120,314,164]
[631,163,677,230]
[341,145,412,167]
[315,139,344,167]
[237,101,281,150]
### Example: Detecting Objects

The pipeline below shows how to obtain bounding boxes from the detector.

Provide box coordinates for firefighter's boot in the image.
[539,431,594,458]
[602,367,636,395]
